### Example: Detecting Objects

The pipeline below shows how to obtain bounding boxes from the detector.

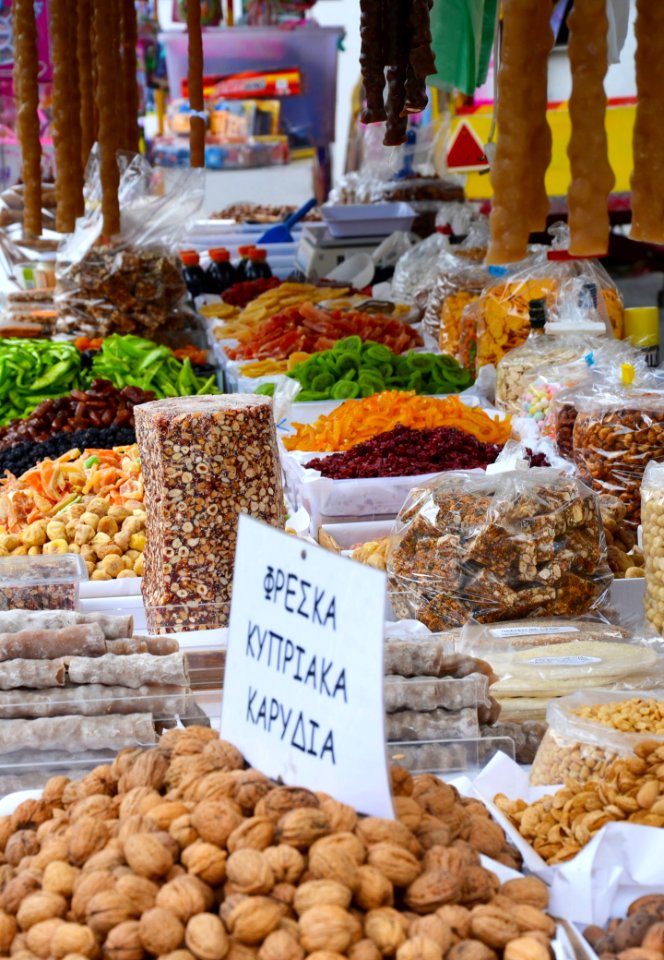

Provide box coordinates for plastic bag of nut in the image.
[530,689,664,787]
[572,381,664,530]
[643,461,664,633]
[387,466,613,631]
[55,151,204,339]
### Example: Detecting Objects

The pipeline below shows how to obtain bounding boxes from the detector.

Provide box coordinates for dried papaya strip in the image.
[94,0,121,237]
[566,0,614,256]
[188,0,205,168]
[630,0,664,243]
[13,0,41,237]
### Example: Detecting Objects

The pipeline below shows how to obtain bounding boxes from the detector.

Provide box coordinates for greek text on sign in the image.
[221,515,394,818]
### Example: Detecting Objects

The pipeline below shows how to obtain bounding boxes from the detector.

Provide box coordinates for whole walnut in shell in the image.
[353,866,394,911]
[184,912,229,960]
[170,815,199,850]
[255,788,319,822]
[447,940,497,960]
[367,845,420,888]
[115,875,159,915]
[51,921,98,959]
[349,938,383,960]
[25,917,66,958]
[500,879,548,910]
[356,819,420,857]
[294,880,353,916]
[299,905,357,954]
[227,818,275,854]
[5,832,39,867]
[191,801,243,848]
[364,907,408,955]
[104,920,144,960]
[226,850,274,895]
[262,846,305,884]
[409,915,452,953]
[146,801,190,831]
[276,809,330,850]
[42,861,79,898]
[396,935,443,960]
[226,897,284,945]
[85,890,135,936]
[156,875,213,922]
[316,794,358,834]
[124,834,174,880]
[138,907,184,955]
[181,841,227,886]
[17,891,67,930]
[71,870,116,922]
[2,872,41,915]
[257,929,304,960]
[464,819,505,861]
[503,937,551,960]
[0,910,17,953]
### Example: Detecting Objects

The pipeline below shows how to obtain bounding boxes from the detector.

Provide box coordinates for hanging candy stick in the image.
[526,1,553,233]
[566,0,614,256]
[13,0,42,237]
[405,0,435,114]
[68,0,84,217]
[487,0,540,264]
[94,0,121,236]
[122,0,140,154]
[360,0,386,123]
[51,0,76,232]
[78,0,95,170]
[187,0,205,168]
[630,0,664,243]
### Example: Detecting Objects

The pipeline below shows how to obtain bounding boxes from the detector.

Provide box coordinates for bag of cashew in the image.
[529,689,664,787]
[387,467,612,630]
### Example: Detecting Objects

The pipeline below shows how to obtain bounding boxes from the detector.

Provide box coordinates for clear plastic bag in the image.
[56,151,204,338]
[496,334,593,415]
[391,232,450,305]
[572,380,664,529]
[422,217,494,354]
[387,467,612,630]
[530,690,664,786]
[643,461,664,634]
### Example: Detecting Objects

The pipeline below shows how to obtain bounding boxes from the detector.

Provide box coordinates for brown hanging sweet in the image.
[566,0,614,256]
[93,0,121,236]
[630,0,664,243]
[68,0,84,217]
[526,1,553,233]
[122,0,140,154]
[13,0,42,237]
[360,0,386,123]
[78,0,95,170]
[187,0,205,168]
[51,0,77,232]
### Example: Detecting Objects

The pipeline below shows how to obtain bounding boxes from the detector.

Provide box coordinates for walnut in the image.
[391,769,414,798]
[276,809,330,850]
[303,952,347,960]
[85,890,135,936]
[315,795,358,834]
[231,771,273,816]
[395,799,424,833]
[124,834,174,880]
[465,819,505,860]
[299,905,357,954]
[409,916,452,953]
[356,819,420,856]
[119,749,169,793]
[160,952,197,960]
[11,801,52,833]
[255,789,320,822]
[366,845,420,887]
[104,920,144,960]
[226,898,284,945]
[164,728,219,758]
[146,802,190,831]
[500,880,548,911]
[201,738,245,770]
[191,801,243,848]
[643,924,664,953]
[353,866,394,911]
[226,850,274,896]
[447,940,497,960]
[405,870,462,914]
[3,873,41,915]
[257,929,304,960]
[364,907,408,955]
[181,842,227,885]
[0,910,17,952]
[219,897,247,928]
[118,816,152,847]
[119,788,162,820]
[0,816,14,852]
[71,871,116,922]
[156,876,213,922]
[396,936,443,960]
[138,908,184,955]
[17,892,67,930]
[271,883,297,910]
[115,875,160,914]
[225,941,258,960]
[170,815,199,850]
[470,907,520,949]
[294,880,353,916]
[348,939,382,960]
[69,795,115,824]
[5,833,39,867]
[460,866,495,906]
[510,906,555,938]
[42,776,69,807]
[42,861,79,898]
[415,817,451,852]
[503,937,551,960]
[83,839,126,874]
[184,913,229,960]
[227,819,275,853]
[262,846,305,884]
[25,918,66,958]
[32,836,69,872]
[51,922,98,959]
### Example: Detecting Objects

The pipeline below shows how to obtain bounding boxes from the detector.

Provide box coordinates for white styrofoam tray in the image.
[322,202,415,238]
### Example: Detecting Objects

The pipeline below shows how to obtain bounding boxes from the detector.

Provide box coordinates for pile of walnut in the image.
[0,728,558,960]
[599,496,644,580]
[583,893,664,960]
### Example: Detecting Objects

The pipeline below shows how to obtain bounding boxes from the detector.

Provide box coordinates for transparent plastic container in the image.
[387,736,515,776]
[0,554,87,611]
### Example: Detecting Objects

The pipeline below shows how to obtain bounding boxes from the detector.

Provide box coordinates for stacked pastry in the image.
[0,610,193,758]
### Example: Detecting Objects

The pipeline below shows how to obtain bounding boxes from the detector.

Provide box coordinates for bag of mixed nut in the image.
[530,689,664,786]
[387,467,612,630]
[56,151,204,340]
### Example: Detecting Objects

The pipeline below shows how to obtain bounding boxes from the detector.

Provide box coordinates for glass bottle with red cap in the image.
[245,247,273,281]
[180,250,207,298]
[235,245,256,282]
[205,248,238,295]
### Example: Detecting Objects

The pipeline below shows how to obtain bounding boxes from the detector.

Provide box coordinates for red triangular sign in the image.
[447,120,489,172]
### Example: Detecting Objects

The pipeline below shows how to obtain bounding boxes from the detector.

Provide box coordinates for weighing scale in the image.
[296,224,388,281]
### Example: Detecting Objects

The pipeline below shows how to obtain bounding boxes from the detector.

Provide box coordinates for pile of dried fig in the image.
[0,728,556,960]
[584,894,664,960]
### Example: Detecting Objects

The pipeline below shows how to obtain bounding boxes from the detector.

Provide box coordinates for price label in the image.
[221,515,394,818]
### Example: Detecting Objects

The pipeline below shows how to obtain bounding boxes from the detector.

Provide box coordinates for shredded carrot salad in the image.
[0,445,143,531]
[282,392,511,452]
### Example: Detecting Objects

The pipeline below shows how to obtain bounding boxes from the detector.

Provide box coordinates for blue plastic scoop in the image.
[259,197,318,243]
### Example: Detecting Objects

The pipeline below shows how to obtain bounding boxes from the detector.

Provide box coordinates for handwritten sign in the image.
[221,515,394,818]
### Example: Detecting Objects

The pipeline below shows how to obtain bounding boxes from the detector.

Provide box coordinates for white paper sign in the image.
[221,515,394,818]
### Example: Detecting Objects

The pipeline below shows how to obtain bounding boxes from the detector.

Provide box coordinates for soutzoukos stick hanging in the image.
[360,0,386,123]
[78,0,95,169]
[487,0,542,264]
[51,0,77,232]
[526,1,553,233]
[566,0,614,256]
[13,0,42,237]
[187,0,205,168]
[630,0,664,243]
[68,0,84,217]
[93,0,121,236]
[122,0,140,153]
